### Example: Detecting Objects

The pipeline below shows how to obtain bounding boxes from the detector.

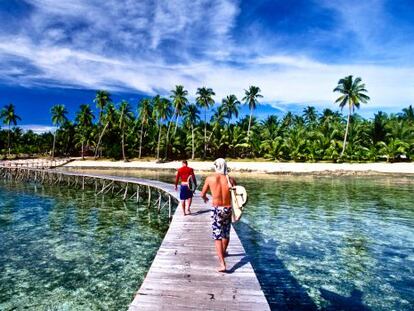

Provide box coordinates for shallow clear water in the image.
[3,170,414,311]
[0,180,171,310]
[234,176,414,310]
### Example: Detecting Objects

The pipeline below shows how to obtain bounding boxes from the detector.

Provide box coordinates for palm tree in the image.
[221,95,240,126]
[51,104,68,159]
[75,104,95,159]
[196,87,215,158]
[0,103,21,156]
[94,90,111,125]
[137,98,152,159]
[94,103,117,158]
[183,104,200,159]
[165,85,188,158]
[303,106,318,125]
[118,100,134,161]
[242,86,263,140]
[333,75,370,157]
[153,95,172,160]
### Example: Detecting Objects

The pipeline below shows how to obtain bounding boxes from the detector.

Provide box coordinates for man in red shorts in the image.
[175,160,196,215]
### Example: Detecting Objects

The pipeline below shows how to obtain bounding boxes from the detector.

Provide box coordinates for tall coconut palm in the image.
[242,86,263,140]
[94,90,111,125]
[75,104,95,159]
[0,103,21,156]
[196,87,215,158]
[153,95,172,160]
[333,75,370,157]
[94,103,117,158]
[165,85,188,158]
[51,104,68,159]
[118,100,134,161]
[137,98,152,159]
[183,104,200,160]
[221,94,240,126]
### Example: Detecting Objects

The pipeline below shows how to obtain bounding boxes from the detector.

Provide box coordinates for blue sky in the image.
[1,0,414,131]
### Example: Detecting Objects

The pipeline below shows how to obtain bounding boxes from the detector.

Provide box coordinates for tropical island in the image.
[1,76,413,166]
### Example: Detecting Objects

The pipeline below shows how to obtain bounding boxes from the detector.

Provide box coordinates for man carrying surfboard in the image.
[175,160,197,215]
[200,158,236,272]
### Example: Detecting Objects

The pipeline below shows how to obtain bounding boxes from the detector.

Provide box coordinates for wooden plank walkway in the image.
[129,190,270,310]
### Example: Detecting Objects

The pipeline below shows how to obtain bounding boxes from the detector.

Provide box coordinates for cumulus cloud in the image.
[0,0,413,112]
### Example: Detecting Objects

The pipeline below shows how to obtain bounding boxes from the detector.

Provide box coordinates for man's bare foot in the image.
[187,209,191,215]
[217,264,226,272]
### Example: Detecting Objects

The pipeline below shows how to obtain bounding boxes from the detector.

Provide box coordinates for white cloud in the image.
[0,0,413,113]
[19,124,54,134]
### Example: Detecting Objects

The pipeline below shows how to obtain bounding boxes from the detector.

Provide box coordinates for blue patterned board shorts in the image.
[180,185,193,200]
[211,206,232,240]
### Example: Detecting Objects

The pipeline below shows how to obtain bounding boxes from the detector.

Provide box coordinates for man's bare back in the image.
[201,173,235,206]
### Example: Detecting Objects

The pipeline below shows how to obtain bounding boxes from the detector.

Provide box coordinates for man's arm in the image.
[200,178,210,203]
[191,169,197,188]
[174,171,180,190]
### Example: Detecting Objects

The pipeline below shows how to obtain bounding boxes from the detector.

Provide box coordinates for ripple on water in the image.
[0,181,172,310]
[234,176,414,311]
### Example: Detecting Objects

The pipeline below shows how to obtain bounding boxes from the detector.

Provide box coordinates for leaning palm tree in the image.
[0,103,21,157]
[94,103,117,158]
[221,94,240,126]
[153,95,172,160]
[242,86,263,140]
[51,104,68,159]
[75,104,95,159]
[183,104,200,160]
[94,90,111,125]
[196,87,215,158]
[118,100,134,161]
[137,98,152,159]
[333,75,370,157]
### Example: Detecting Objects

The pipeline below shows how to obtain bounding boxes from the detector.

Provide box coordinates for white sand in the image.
[64,159,414,175]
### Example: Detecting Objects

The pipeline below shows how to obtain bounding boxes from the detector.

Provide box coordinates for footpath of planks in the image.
[129,191,270,310]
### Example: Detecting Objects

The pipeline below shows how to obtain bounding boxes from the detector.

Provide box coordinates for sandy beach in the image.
[63,159,414,175]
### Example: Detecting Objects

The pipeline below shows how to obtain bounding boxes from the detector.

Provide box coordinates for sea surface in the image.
[0,179,171,310]
[1,170,414,310]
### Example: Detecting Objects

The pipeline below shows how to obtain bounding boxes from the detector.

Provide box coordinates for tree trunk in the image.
[191,125,195,160]
[204,108,207,159]
[341,105,352,158]
[52,130,56,160]
[247,108,253,141]
[7,124,11,157]
[94,121,109,159]
[122,131,126,162]
[81,141,85,160]
[139,122,144,159]
[165,112,176,159]
[156,120,162,159]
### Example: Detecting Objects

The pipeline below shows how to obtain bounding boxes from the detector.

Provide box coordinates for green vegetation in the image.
[0,77,413,162]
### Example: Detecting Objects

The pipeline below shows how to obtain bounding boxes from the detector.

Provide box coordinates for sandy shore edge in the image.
[63,160,414,175]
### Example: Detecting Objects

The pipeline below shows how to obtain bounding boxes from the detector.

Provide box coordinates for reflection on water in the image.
[0,180,172,310]
[235,176,414,310]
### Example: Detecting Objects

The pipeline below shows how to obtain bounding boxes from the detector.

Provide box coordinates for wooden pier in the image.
[0,163,270,310]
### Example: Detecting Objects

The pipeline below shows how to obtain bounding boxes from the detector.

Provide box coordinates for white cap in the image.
[213,158,227,175]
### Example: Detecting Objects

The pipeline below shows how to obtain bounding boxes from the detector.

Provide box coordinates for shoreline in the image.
[63,159,414,176]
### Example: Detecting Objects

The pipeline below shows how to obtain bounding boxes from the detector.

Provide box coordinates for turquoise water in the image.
[0,180,171,310]
[2,170,413,310]
[234,176,414,310]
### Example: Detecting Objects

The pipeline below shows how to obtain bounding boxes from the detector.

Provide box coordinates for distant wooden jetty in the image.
[0,162,270,310]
